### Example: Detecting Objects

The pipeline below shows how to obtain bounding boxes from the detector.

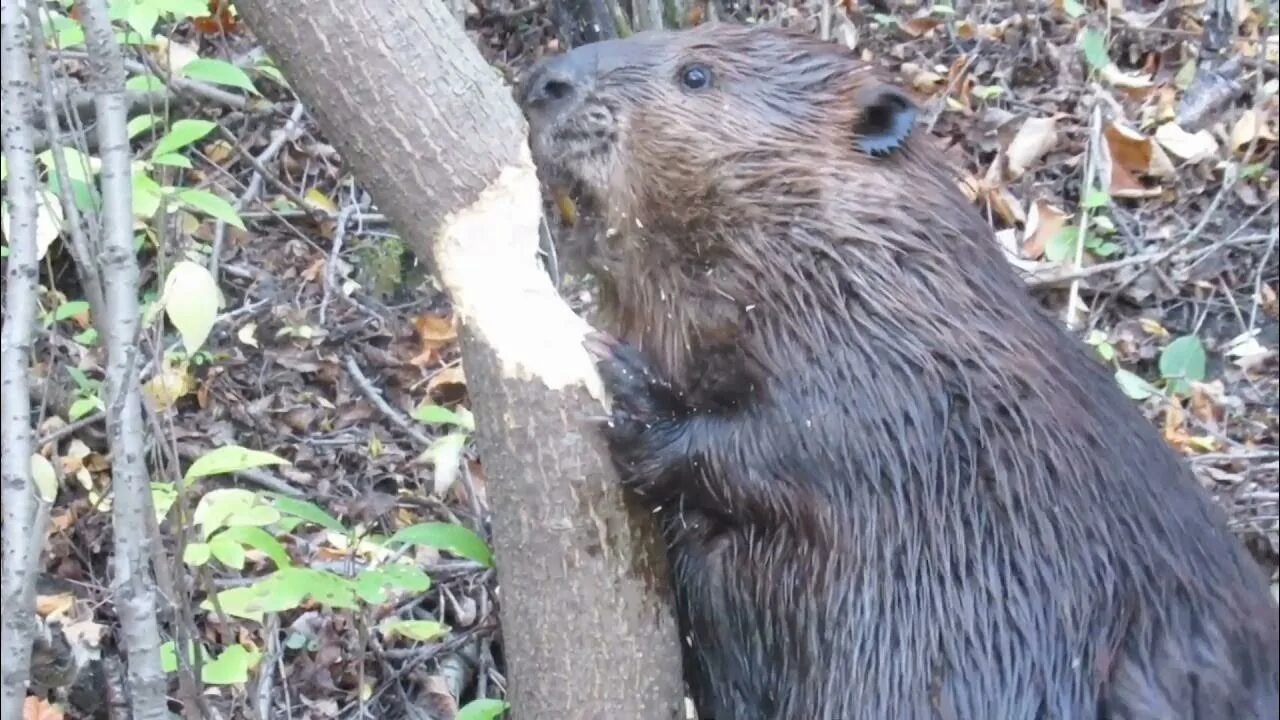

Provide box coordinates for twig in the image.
[25,0,107,319]
[1026,231,1272,288]
[319,204,357,325]
[1065,104,1103,330]
[1248,231,1278,331]
[79,0,171,716]
[53,48,252,110]
[0,1,48,713]
[342,353,436,448]
[210,102,307,283]
[255,614,282,719]
[35,411,107,448]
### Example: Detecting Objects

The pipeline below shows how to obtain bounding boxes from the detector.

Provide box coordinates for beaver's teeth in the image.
[554,188,579,226]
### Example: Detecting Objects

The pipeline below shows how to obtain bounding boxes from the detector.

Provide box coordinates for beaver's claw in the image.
[583,330,685,440]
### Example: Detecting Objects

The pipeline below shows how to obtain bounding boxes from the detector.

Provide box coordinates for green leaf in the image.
[132,171,164,219]
[201,644,261,685]
[458,698,510,720]
[208,576,300,622]
[267,495,349,535]
[160,260,221,354]
[54,300,91,322]
[1091,241,1121,257]
[380,619,448,643]
[123,0,160,37]
[971,85,1004,100]
[43,12,85,48]
[127,114,159,140]
[68,396,103,421]
[192,488,282,539]
[72,327,98,346]
[1159,335,1207,394]
[1062,0,1087,18]
[414,403,474,430]
[385,522,495,568]
[126,74,165,93]
[209,533,247,569]
[179,58,260,95]
[151,153,193,169]
[185,445,289,481]
[1115,368,1158,400]
[174,188,246,230]
[37,147,99,182]
[354,564,433,604]
[1081,28,1110,71]
[152,481,178,523]
[253,62,287,86]
[153,118,216,158]
[215,525,292,569]
[159,641,180,672]
[1082,188,1110,209]
[1240,163,1267,180]
[183,542,212,566]
[66,366,96,392]
[1045,225,1079,263]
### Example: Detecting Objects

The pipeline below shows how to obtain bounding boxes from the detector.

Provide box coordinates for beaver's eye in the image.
[679,64,713,91]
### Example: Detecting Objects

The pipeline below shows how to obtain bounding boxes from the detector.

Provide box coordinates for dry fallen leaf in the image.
[150,36,200,73]
[901,14,943,38]
[1105,122,1177,179]
[426,365,467,396]
[35,593,75,619]
[1230,108,1278,153]
[1154,122,1219,162]
[1005,117,1059,180]
[1023,200,1069,259]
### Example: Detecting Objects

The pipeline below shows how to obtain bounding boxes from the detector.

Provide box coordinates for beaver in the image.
[517,22,1280,720]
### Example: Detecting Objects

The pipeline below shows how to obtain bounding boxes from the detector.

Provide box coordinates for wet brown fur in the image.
[519,22,1280,720]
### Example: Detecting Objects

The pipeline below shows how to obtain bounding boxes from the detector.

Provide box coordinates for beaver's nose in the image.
[519,50,595,113]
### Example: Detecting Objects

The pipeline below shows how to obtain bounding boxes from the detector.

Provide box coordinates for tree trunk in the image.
[1,1,45,715]
[232,2,687,718]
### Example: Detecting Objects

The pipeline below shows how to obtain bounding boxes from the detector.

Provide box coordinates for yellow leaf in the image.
[160,260,223,354]
[1139,318,1169,337]
[144,362,194,412]
[303,188,338,214]
[1005,117,1059,180]
[30,453,58,503]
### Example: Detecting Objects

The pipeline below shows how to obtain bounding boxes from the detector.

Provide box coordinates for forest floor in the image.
[21,0,1279,718]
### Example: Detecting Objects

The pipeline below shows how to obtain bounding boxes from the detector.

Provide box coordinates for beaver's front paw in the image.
[584,330,689,448]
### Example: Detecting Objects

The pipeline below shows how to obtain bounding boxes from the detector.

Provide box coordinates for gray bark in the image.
[1,1,45,716]
[77,0,171,717]
[232,0,687,718]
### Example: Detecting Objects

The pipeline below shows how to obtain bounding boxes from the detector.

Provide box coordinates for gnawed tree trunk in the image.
[232,1,687,718]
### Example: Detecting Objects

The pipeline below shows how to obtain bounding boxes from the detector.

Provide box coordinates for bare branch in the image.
[77,0,171,715]
[25,0,107,318]
[1,0,48,714]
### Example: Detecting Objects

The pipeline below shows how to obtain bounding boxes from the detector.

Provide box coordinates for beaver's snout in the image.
[519,46,600,124]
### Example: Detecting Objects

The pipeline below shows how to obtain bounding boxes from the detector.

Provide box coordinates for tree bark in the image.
[232,1,687,718]
[78,0,171,717]
[1,1,45,715]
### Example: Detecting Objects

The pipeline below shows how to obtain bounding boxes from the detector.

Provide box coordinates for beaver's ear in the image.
[853,85,918,157]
